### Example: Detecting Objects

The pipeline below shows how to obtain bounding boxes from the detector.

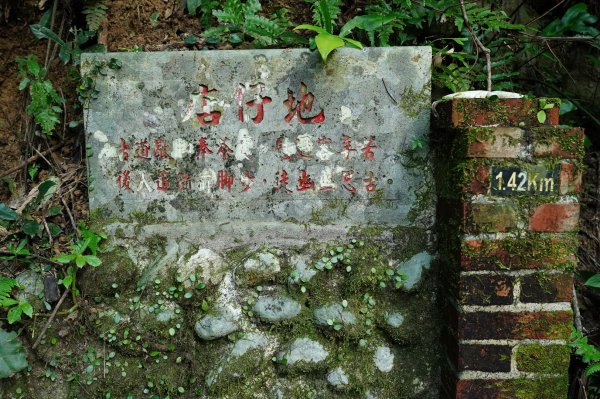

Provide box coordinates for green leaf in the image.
[21,220,40,237]
[7,307,22,324]
[585,274,600,288]
[54,254,75,264]
[29,24,66,47]
[18,78,30,91]
[83,255,102,267]
[536,110,547,124]
[75,255,86,268]
[0,203,17,221]
[314,32,345,62]
[317,0,332,34]
[19,302,33,318]
[294,24,329,35]
[0,328,28,378]
[61,274,73,288]
[342,37,363,49]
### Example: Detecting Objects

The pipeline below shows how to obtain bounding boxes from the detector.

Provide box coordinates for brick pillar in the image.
[434,98,584,399]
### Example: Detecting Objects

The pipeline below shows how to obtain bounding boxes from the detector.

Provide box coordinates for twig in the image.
[459,0,492,91]
[44,0,59,70]
[0,143,63,180]
[381,79,397,105]
[32,287,70,350]
[61,197,80,239]
[573,284,583,332]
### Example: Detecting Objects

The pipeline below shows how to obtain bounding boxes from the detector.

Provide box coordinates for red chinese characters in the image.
[178,173,192,190]
[296,170,315,191]
[284,82,325,124]
[342,135,356,159]
[362,136,377,160]
[196,84,222,126]
[155,170,172,192]
[217,169,234,192]
[217,138,233,161]
[196,137,213,160]
[363,171,377,192]
[134,138,151,160]
[119,138,131,161]
[237,83,272,124]
[154,139,173,160]
[275,170,292,194]
[342,170,357,193]
[116,170,132,191]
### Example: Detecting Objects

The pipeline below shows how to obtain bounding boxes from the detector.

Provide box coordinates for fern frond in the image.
[585,362,600,378]
[0,277,18,306]
[83,0,108,32]
[246,15,285,46]
[310,0,341,31]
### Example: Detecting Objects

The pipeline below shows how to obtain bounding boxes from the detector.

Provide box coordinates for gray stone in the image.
[180,248,226,285]
[288,255,317,284]
[238,251,281,285]
[253,296,301,322]
[194,313,239,340]
[385,312,405,328]
[398,251,432,290]
[15,270,44,304]
[374,346,394,372]
[313,304,356,326]
[282,338,329,366]
[230,332,269,357]
[327,367,349,388]
[83,48,434,226]
[366,390,378,399]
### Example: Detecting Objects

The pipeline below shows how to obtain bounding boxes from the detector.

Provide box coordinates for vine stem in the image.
[32,286,70,350]
[458,0,492,91]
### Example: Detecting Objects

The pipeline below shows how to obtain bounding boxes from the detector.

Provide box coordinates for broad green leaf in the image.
[536,110,547,124]
[19,302,33,318]
[0,297,18,307]
[29,24,66,47]
[61,274,73,288]
[317,0,332,34]
[0,203,17,221]
[342,37,363,49]
[7,307,22,324]
[21,220,40,237]
[18,78,30,90]
[75,255,86,268]
[294,24,329,35]
[84,255,102,267]
[54,254,76,264]
[585,274,600,288]
[315,32,345,62]
[0,328,28,378]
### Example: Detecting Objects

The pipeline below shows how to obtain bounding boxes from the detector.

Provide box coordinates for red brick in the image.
[529,203,579,232]
[436,98,560,128]
[520,273,573,303]
[458,311,572,340]
[464,165,489,194]
[466,127,524,158]
[463,202,518,233]
[532,127,584,158]
[457,344,512,372]
[560,162,582,194]
[459,274,514,306]
[455,377,567,399]
[460,237,577,271]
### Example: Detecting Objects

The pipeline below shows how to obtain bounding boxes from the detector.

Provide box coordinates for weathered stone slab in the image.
[83,48,432,225]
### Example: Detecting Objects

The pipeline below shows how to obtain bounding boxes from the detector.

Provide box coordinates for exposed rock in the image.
[231,332,269,357]
[314,303,356,326]
[253,296,301,322]
[374,346,394,372]
[385,312,405,328]
[238,251,281,286]
[195,312,239,340]
[398,251,432,290]
[182,248,226,285]
[282,338,329,366]
[287,255,317,284]
[15,270,44,304]
[327,367,349,389]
